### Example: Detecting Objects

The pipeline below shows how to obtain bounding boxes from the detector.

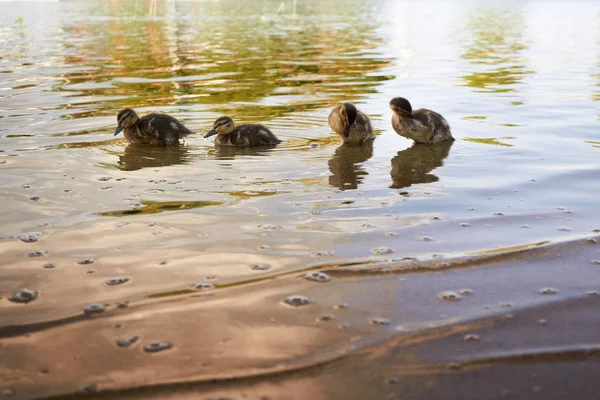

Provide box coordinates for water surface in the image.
[1,1,599,399]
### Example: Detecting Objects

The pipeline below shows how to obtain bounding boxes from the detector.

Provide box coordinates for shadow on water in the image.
[212,145,279,160]
[389,141,453,189]
[460,6,533,94]
[328,141,374,190]
[117,143,191,171]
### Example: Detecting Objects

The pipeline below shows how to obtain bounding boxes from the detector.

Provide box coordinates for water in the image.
[1,0,599,399]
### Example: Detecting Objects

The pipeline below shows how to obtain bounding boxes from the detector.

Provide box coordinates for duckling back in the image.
[215,124,281,147]
[136,113,194,146]
[328,105,375,146]
[392,109,453,145]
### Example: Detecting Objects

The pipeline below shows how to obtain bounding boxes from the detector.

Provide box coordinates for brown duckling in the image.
[390,97,453,144]
[204,116,281,147]
[328,103,375,146]
[115,108,194,146]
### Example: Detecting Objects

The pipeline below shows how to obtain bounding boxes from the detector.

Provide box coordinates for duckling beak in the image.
[343,125,350,138]
[204,129,217,138]
[114,125,123,136]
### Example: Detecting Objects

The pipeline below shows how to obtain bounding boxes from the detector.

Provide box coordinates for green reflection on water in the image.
[461,7,533,94]
[56,0,394,122]
[99,199,222,217]
[464,137,514,147]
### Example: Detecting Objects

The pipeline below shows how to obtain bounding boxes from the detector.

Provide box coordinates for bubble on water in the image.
[386,377,399,385]
[9,288,38,304]
[257,245,271,251]
[419,236,433,242]
[369,317,391,325]
[83,303,105,314]
[143,341,172,353]
[318,314,335,321]
[284,295,313,307]
[438,291,461,301]
[116,336,139,348]
[539,287,558,295]
[260,224,282,231]
[17,232,41,243]
[458,289,473,295]
[98,177,112,182]
[305,271,331,283]
[194,282,215,290]
[590,260,600,265]
[251,263,271,271]
[43,263,55,269]
[78,384,97,394]
[106,277,129,286]
[538,319,548,325]
[28,250,45,257]
[29,196,41,201]
[460,223,471,227]
[311,251,334,257]
[447,362,462,370]
[463,334,480,342]
[371,247,393,255]
[556,227,571,232]
[77,258,95,265]
[384,232,397,237]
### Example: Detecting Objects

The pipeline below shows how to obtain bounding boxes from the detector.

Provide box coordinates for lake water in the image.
[1,1,600,399]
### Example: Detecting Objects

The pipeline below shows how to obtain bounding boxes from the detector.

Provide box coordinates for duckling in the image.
[390,97,453,144]
[115,108,194,146]
[204,116,281,147]
[328,103,375,145]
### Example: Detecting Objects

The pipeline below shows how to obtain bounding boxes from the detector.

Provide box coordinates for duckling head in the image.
[115,108,140,136]
[339,103,358,137]
[204,116,235,138]
[390,97,412,117]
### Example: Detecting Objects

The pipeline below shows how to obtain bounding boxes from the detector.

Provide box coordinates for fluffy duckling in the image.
[390,97,453,144]
[115,108,194,146]
[204,116,281,147]
[328,103,375,146]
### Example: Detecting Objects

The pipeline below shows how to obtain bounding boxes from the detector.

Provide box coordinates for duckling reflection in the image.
[328,141,374,190]
[390,141,453,189]
[213,145,277,160]
[115,108,195,147]
[117,143,190,171]
[328,103,375,146]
